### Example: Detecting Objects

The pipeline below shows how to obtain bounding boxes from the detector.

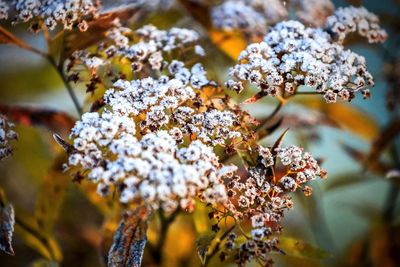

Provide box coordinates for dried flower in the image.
[1,0,100,32]
[0,114,18,160]
[325,6,388,43]
[227,20,382,103]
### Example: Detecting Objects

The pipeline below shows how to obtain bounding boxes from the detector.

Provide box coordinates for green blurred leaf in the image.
[278,237,331,260]
[35,155,70,234]
[14,210,62,261]
[30,259,59,267]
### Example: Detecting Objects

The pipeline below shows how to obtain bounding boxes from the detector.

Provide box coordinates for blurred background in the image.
[0,0,399,266]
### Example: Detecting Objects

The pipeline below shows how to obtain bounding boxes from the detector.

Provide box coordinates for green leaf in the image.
[278,237,331,260]
[196,234,216,266]
[14,210,62,261]
[35,155,70,234]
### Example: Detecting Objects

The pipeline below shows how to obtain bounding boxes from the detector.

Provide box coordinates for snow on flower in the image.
[227,19,385,103]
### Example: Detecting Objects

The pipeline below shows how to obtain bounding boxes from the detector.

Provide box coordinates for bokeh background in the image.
[0,0,399,266]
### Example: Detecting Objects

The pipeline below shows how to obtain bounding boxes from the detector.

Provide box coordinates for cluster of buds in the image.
[0,114,18,161]
[0,0,99,32]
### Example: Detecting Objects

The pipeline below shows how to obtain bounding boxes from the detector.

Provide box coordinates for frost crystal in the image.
[0,114,18,161]
[228,20,383,103]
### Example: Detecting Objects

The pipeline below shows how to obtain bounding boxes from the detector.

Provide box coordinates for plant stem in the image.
[203,225,236,267]
[46,56,83,116]
[383,144,400,221]
[151,208,180,265]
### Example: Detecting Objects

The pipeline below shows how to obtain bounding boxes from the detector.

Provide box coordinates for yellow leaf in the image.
[209,29,247,60]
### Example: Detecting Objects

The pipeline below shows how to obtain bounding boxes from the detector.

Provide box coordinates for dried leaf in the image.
[196,234,215,266]
[0,26,39,52]
[53,134,76,154]
[0,203,15,256]
[271,129,290,166]
[278,237,330,260]
[108,207,150,267]
[0,105,76,136]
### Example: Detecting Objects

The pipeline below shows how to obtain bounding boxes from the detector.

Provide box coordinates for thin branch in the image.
[46,56,83,116]
[203,224,236,267]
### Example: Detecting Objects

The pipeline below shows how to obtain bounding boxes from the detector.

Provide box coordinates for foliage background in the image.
[0,0,399,266]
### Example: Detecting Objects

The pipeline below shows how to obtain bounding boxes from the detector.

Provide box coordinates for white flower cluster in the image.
[218,144,326,265]
[227,20,379,103]
[0,114,18,161]
[67,110,236,212]
[69,21,205,81]
[0,1,9,20]
[0,0,99,32]
[211,1,268,36]
[106,22,203,72]
[104,62,240,145]
[293,0,334,27]
[211,0,287,36]
[325,6,388,43]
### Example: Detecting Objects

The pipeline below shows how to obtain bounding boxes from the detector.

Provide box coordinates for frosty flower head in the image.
[103,68,242,145]
[211,0,287,37]
[227,20,381,103]
[211,1,268,36]
[1,0,99,32]
[0,114,18,161]
[66,109,237,213]
[325,6,388,43]
[67,22,206,92]
[209,140,326,265]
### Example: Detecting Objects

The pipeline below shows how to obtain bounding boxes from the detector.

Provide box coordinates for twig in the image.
[46,55,83,116]
[203,224,236,267]
[150,208,181,265]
